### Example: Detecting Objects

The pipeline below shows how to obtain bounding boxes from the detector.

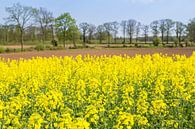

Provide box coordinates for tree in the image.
[127,19,137,44]
[121,20,127,45]
[67,25,80,48]
[135,22,141,43]
[150,20,159,38]
[97,25,105,44]
[159,19,166,45]
[79,22,89,47]
[35,7,53,44]
[55,13,75,48]
[175,21,186,44]
[112,21,119,43]
[26,26,37,42]
[0,24,9,44]
[88,24,96,43]
[5,3,35,51]
[103,22,113,47]
[187,18,195,42]
[142,25,149,44]
[164,19,174,44]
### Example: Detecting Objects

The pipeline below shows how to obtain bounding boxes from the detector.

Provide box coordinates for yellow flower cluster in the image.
[0,53,194,128]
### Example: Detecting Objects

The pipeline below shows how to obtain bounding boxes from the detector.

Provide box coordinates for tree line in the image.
[0,3,195,50]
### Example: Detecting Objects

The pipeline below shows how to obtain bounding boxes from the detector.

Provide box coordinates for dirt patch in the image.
[0,48,194,60]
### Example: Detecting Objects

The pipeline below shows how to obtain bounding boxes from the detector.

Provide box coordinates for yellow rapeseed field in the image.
[0,53,194,129]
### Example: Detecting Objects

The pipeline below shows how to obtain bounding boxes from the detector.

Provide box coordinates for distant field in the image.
[0,47,194,60]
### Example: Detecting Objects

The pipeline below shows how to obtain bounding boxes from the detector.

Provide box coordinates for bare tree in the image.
[35,7,53,44]
[97,25,105,44]
[5,3,35,51]
[103,22,113,47]
[127,19,137,44]
[164,19,174,44]
[88,24,96,43]
[135,22,141,43]
[112,21,119,43]
[142,25,149,44]
[150,20,159,38]
[79,22,89,47]
[159,19,166,45]
[121,20,127,45]
[175,21,186,44]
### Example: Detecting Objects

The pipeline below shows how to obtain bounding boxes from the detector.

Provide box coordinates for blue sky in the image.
[0,0,194,25]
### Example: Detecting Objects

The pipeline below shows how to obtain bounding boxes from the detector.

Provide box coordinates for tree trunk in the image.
[63,27,66,48]
[161,33,164,46]
[123,34,126,44]
[20,29,24,51]
[107,32,110,47]
[51,25,54,41]
[129,35,132,44]
[99,33,102,44]
[83,31,86,47]
[115,33,117,44]
[72,34,76,48]
[40,25,45,44]
[83,31,86,43]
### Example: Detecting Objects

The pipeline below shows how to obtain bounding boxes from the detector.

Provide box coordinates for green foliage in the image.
[35,44,45,51]
[45,45,53,50]
[67,25,80,47]
[55,13,76,29]
[187,18,195,42]
[185,39,190,47]
[0,47,5,53]
[153,37,161,46]
[51,40,58,47]
[55,13,76,47]
[174,38,179,47]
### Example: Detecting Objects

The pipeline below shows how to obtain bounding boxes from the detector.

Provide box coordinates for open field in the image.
[0,47,194,60]
[0,53,194,128]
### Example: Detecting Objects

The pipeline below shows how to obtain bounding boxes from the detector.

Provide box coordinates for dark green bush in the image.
[174,38,179,47]
[51,40,58,47]
[153,37,161,46]
[0,47,5,53]
[35,44,45,51]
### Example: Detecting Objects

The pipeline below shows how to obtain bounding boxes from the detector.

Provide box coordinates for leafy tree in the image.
[5,3,35,51]
[55,13,76,48]
[187,18,195,42]
[25,26,37,42]
[67,25,80,48]
[127,19,137,44]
